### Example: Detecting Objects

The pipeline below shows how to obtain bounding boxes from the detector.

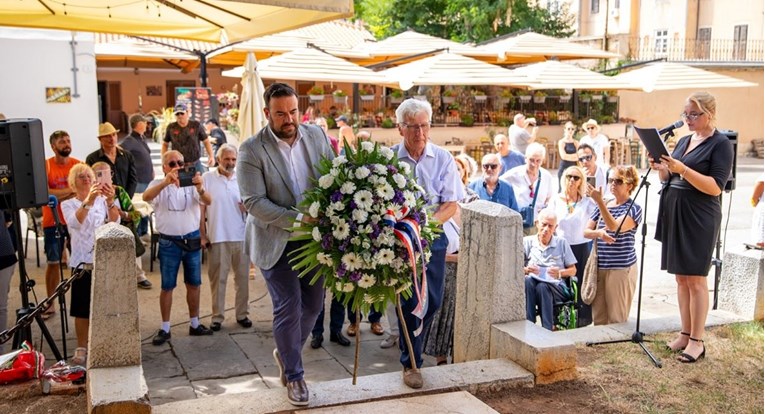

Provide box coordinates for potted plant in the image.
[606,90,619,103]
[308,85,325,101]
[447,102,460,117]
[497,89,513,105]
[333,89,347,104]
[413,91,428,101]
[559,92,572,103]
[516,90,532,103]
[359,87,375,101]
[460,113,475,127]
[381,117,396,128]
[442,88,458,104]
[591,91,603,101]
[578,92,592,103]
[389,89,404,103]
[472,89,487,102]
[533,91,547,104]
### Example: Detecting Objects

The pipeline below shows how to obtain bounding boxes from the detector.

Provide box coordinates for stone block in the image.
[89,223,141,368]
[454,201,525,363]
[87,366,150,414]
[718,248,764,320]
[491,321,577,385]
[303,391,499,414]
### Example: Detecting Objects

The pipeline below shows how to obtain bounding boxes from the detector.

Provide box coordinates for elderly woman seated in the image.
[523,208,577,330]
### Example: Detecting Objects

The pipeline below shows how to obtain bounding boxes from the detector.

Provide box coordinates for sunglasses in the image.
[608,178,627,185]
[578,155,593,162]
[482,164,498,170]
[566,175,582,181]
[167,160,185,168]
[586,126,596,130]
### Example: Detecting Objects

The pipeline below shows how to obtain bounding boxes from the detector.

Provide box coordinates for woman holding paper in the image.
[652,92,733,364]
[523,208,577,331]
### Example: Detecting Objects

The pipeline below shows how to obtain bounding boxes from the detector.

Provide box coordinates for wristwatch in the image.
[83,204,92,210]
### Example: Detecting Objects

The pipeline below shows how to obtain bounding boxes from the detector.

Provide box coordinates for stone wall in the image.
[718,247,764,321]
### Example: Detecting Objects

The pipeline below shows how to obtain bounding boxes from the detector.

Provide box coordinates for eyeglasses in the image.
[566,175,582,181]
[482,164,498,170]
[401,123,430,131]
[168,191,189,212]
[681,112,704,121]
[167,160,185,168]
[608,178,627,186]
[578,155,593,162]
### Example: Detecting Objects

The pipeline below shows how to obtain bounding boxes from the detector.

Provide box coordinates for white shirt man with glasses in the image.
[143,150,213,346]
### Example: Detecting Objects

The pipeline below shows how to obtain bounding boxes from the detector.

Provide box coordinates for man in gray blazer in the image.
[237,83,334,406]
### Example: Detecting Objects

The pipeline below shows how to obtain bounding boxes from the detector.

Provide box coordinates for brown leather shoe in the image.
[346,323,358,337]
[370,322,384,336]
[403,367,423,389]
[286,379,309,406]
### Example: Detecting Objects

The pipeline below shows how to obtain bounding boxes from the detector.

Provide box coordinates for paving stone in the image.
[304,391,498,414]
[192,374,270,398]
[147,375,196,406]
[141,345,184,379]
[173,333,256,381]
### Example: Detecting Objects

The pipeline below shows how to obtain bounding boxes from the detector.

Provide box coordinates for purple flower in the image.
[392,191,405,204]
[321,234,333,250]
[349,271,362,282]
[331,191,343,202]
[350,200,357,210]
[420,238,428,249]
[337,264,347,277]
[349,222,358,232]
[387,165,398,174]
[340,241,349,252]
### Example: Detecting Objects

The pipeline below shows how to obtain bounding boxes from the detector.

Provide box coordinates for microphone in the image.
[658,120,684,136]
[48,195,63,239]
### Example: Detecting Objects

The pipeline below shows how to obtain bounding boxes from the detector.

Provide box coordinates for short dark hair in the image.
[49,130,69,145]
[263,83,297,106]
[578,143,595,157]
[205,118,219,127]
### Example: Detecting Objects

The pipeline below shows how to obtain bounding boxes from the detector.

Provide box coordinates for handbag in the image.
[520,174,542,228]
[581,235,599,305]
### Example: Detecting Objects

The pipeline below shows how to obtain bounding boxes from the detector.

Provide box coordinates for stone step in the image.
[152,358,532,414]
[303,390,498,414]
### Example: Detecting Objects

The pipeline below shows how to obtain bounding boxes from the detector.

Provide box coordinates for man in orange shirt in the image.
[41,130,80,319]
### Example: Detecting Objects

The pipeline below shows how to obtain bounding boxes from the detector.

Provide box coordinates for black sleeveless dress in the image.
[557,141,578,183]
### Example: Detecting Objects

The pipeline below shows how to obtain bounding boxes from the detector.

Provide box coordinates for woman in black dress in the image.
[653,92,733,363]
[557,121,579,184]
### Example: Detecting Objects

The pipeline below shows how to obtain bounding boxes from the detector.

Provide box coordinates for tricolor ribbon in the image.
[383,207,429,336]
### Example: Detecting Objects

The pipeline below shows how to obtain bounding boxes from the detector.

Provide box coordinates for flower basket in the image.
[473,95,488,102]
[390,96,403,104]
[559,95,572,103]
[591,94,603,101]
[360,95,374,101]
[533,96,546,104]
[334,96,347,104]
[309,94,325,102]
[442,96,456,104]
[518,95,532,103]
[497,97,511,105]
[414,95,427,101]
[607,95,619,103]
[579,96,591,103]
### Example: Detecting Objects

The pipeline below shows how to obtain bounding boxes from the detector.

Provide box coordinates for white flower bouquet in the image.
[290,140,440,317]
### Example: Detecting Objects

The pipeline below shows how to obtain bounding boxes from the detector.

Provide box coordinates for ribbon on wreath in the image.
[383,206,429,336]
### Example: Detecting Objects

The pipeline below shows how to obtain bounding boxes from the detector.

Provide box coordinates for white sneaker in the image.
[380,335,399,349]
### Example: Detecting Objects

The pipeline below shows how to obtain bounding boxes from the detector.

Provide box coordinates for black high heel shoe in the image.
[678,337,705,363]
[665,331,690,353]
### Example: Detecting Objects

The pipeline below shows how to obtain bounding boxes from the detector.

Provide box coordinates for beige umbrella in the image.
[379,52,528,90]
[0,0,352,43]
[237,52,267,140]
[512,60,640,90]
[478,31,621,63]
[612,61,758,92]
[352,30,495,65]
[222,47,390,85]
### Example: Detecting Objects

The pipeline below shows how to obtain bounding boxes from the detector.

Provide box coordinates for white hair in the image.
[526,142,546,159]
[395,98,432,123]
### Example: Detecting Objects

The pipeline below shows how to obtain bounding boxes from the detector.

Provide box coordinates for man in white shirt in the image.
[500,142,555,235]
[508,113,539,155]
[577,143,612,199]
[200,144,251,332]
[143,150,213,346]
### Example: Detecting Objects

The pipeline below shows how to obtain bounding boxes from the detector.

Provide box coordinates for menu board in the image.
[175,87,218,123]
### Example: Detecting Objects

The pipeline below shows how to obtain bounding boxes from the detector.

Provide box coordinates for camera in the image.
[178,166,197,187]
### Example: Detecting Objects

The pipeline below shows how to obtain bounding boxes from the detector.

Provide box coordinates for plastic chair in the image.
[24,207,43,268]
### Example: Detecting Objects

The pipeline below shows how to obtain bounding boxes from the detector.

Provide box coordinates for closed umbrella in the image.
[237,52,267,140]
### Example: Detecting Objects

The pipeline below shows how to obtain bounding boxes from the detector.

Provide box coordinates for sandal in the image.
[41,306,56,320]
[665,331,690,352]
[678,338,705,363]
[72,347,88,366]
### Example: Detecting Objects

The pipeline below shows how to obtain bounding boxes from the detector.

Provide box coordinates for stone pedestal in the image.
[453,201,525,363]
[718,247,764,321]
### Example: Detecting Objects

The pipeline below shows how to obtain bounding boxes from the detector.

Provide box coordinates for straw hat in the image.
[98,122,119,137]
[582,119,600,132]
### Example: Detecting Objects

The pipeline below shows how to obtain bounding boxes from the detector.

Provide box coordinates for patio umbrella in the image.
[512,60,640,90]
[353,30,494,65]
[612,61,758,92]
[378,52,528,90]
[237,52,267,140]
[0,0,353,43]
[477,31,621,64]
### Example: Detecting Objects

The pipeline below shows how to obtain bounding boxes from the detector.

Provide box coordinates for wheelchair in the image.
[553,277,579,331]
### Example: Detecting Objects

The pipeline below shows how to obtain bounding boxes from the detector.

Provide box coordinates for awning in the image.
[0,0,354,43]
[612,61,758,92]
[477,32,621,63]
[512,60,640,90]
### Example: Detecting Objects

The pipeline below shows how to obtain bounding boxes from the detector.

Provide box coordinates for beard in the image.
[57,148,72,157]
[269,118,297,140]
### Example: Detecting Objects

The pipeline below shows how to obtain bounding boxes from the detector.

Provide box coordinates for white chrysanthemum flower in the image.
[376,183,395,200]
[362,240,371,249]
[335,281,344,291]
[360,224,373,234]
[403,191,417,207]
[375,248,395,265]
[352,209,368,223]
[370,214,381,224]
[350,236,361,246]
[360,141,375,152]
[380,146,394,160]
[374,164,387,175]
[353,190,374,210]
[330,201,344,211]
[329,214,340,225]
[332,156,347,167]
[355,166,370,179]
[357,274,376,289]
[343,283,355,292]
[312,227,322,242]
[340,181,356,194]
[392,173,407,189]
[329,167,340,177]
[384,278,398,287]
[392,258,405,271]
[333,219,350,240]
[399,162,411,175]
[317,252,334,266]
[318,174,334,189]
[308,201,321,218]
[341,252,362,271]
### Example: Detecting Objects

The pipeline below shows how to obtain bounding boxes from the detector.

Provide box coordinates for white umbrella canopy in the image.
[477,31,621,63]
[355,30,494,63]
[0,0,353,43]
[512,60,641,91]
[612,61,758,92]
[379,52,528,90]
[222,47,391,85]
[236,52,267,140]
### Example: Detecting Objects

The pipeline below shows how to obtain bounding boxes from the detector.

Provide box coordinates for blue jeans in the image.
[312,293,346,336]
[158,230,202,291]
[525,277,568,330]
[398,232,448,369]
[43,226,67,263]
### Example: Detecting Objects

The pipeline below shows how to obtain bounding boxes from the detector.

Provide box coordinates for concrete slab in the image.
[173,333,257,381]
[88,366,150,414]
[146,376,196,406]
[303,391,499,414]
[192,374,270,398]
[141,346,185,379]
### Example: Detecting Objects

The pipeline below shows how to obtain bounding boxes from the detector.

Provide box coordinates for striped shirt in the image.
[590,200,642,269]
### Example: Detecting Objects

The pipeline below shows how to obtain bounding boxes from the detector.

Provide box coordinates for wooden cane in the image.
[352,307,361,385]
[395,295,417,371]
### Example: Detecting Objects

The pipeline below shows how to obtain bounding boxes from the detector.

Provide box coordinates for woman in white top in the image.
[580,119,610,169]
[61,163,120,366]
[549,166,597,326]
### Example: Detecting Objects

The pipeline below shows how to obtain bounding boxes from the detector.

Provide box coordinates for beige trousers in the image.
[208,241,250,323]
[592,264,637,325]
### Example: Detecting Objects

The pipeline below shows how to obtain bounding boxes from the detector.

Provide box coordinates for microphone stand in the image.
[585,129,676,369]
[49,200,69,360]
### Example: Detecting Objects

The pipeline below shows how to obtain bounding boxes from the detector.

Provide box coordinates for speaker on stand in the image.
[712,130,738,309]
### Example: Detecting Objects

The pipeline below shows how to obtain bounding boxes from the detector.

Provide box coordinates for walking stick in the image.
[395,295,418,371]
[352,307,361,385]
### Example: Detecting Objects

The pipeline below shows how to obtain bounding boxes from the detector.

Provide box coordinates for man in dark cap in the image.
[334,115,355,148]
[162,103,215,173]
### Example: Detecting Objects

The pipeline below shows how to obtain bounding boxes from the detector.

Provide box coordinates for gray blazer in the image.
[237,124,334,269]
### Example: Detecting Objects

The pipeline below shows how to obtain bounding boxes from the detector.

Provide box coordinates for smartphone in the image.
[178,166,197,187]
[586,176,596,188]
[95,170,111,186]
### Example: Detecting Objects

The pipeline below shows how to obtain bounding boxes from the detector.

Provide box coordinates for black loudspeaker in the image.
[719,129,738,192]
[0,119,49,209]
